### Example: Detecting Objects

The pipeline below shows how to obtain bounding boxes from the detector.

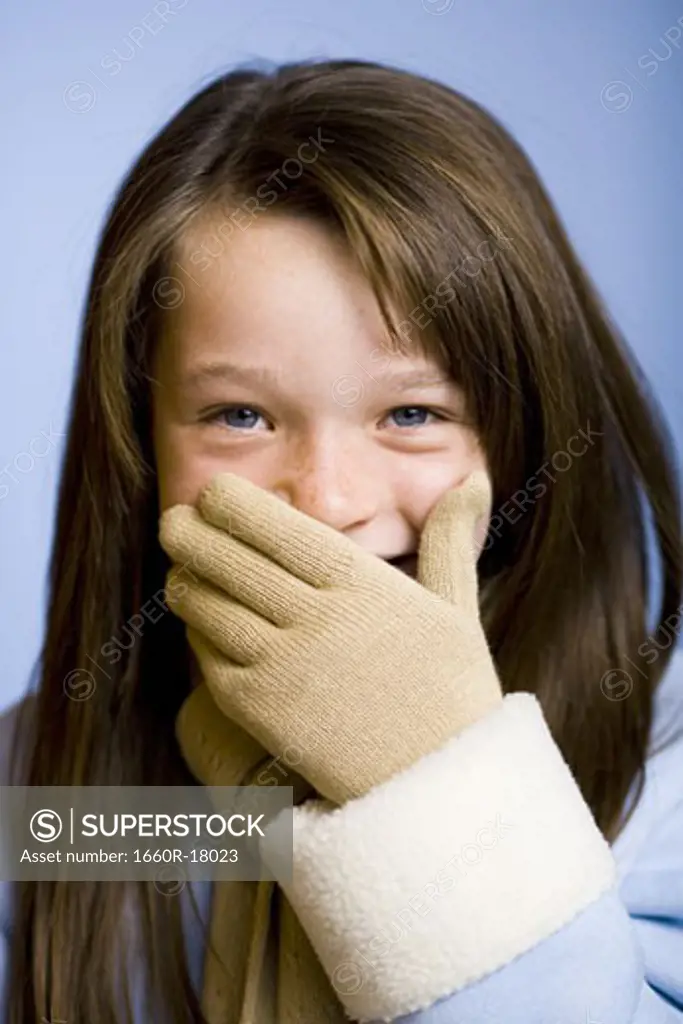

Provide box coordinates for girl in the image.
[1,57,682,1023]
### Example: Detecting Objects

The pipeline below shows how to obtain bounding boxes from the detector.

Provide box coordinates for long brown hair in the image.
[8,58,682,1022]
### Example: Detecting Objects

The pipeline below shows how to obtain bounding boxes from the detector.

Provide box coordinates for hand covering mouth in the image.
[384,553,418,578]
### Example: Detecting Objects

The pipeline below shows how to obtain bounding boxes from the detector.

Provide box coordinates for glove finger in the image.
[165,570,278,664]
[176,683,269,787]
[188,628,305,765]
[198,471,356,588]
[185,627,263,731]
[160,505,316,627]
[417,470,491,617]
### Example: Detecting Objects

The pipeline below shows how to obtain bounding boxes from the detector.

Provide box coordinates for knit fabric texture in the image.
[164,469,501,1022]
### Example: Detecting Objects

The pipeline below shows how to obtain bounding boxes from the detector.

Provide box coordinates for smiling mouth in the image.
[385,553,418,578]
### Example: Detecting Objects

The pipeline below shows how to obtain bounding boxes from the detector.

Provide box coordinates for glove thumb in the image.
[417,469,492,616]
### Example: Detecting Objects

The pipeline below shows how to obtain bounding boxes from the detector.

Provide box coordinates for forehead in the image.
[170,211,379,331]
[161,210,441,376]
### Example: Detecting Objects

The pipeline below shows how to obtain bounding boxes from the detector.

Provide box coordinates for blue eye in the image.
[209,406,266,430]
[388,406,440,428]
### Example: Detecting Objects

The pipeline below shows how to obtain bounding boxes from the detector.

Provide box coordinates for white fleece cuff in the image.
[259,693,617,1023]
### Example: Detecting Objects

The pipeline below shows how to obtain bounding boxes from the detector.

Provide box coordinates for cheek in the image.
[153,419,275,512]
[153,421,227,511]
[398,432,490,540]
[154,435,196,512]
[152,381,263,512]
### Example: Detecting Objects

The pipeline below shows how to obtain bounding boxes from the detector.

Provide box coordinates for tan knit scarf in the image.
[175,683,351,1024]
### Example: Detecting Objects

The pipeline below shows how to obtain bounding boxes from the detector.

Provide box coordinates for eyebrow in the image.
[181,361,284,390]
[181,360,454,392]
[365,367,454,392]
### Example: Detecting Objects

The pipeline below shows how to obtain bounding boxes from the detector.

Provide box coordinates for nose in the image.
[271,433,381,534]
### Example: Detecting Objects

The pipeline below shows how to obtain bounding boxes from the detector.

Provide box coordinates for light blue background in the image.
[1,0,681,711]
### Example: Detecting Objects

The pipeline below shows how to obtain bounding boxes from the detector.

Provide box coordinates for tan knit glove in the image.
[160,470,502,805]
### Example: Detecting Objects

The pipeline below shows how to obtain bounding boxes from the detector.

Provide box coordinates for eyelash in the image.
[202,404,449,432]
